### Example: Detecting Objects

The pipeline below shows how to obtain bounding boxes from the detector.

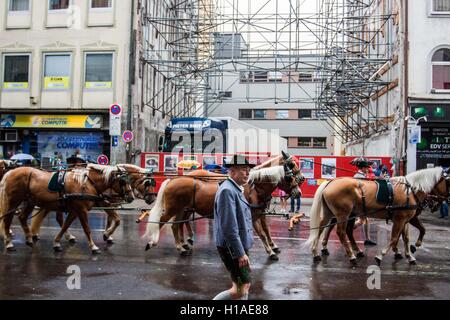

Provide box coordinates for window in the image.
[253,71,268,83]
[432,0,450,13]
[85,53,113,89]
[219,91,232,98]
[276,110,289,119]
[432,48,450,90]
[49,0,70,10]
[313,137,327,148]
[298,109,313,119]
[239,109,252,119]
[91,0,112,8]
[3,54,29,89]
[240,71,249,83]
[253,109,267,119]
[298,137,312,147]
[44,54,71,90]
[9,0,30,12]
[299,71,313,82]
[268,72,282,82]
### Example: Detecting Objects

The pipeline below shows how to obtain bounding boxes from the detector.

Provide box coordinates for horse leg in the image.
[171,215,188,255]
[185,221,194,246]
[375,217,410,266]
[77,210,101,254]
[401,223,416,264]
[335,219,357,265]
[260,215,280,254]
[18,203,35,247]
[346,218,364,258]
[2,211,16,251]
[321,220,335,256]
[253,217,278,260]
[56,211,77,243]
[408,215,425,253]
[103,209,120,244]
[31,207,50,242]
[53,211,77,252]
[311,206,334,261]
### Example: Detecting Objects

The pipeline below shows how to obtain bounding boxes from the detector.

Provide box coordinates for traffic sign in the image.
[97,154,109,165]
[110,104,122,116]
[123,130,134,143]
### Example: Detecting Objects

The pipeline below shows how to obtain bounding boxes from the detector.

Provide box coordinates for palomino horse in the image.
[143,152,304,260]
[29,164,156,245]
[306,167,449,266]
[0,164,134,253]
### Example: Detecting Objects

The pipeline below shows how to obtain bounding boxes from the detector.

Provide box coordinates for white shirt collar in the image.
[228,177,245,193]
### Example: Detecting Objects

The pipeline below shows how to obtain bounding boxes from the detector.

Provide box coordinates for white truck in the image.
[160,116,287,155]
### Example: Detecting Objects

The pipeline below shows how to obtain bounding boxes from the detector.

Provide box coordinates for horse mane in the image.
[87,164,119,184]
[71,168,89,185]
[117,163,149,174]
[392,167,443,193]
[249,166,284,184]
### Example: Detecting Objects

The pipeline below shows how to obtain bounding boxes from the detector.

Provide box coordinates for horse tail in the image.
[143,179,170,242]
[0,172,11,237]
[304,181,330,249]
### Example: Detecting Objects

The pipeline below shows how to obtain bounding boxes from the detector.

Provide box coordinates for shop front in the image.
[0,114,109,167]
[410,102,450,169]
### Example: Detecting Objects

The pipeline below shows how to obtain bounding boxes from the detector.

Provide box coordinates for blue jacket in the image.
[213,178,253,259]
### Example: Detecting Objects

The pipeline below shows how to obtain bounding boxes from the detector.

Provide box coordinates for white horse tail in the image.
[143,179,170,243]
[304,181,330,250]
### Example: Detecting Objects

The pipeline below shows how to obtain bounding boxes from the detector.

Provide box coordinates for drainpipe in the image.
[126,0,136,163]
[401,0,409,175]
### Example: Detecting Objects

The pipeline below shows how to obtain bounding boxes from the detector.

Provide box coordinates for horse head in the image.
[135,172,157,204]
[279,151,305,197]
[114,167,135,203]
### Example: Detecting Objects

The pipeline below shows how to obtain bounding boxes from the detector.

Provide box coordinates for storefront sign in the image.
[0,114,102,129]
[3,82,29,90]
[44,77,70,89]
[417,126,450,168]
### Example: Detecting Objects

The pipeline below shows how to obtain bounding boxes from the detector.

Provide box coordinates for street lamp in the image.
[404,115,428,125]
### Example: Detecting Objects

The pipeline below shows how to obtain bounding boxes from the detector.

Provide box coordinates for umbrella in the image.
[11,153,35,161]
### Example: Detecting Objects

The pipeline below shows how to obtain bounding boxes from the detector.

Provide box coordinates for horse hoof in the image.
[356,251,365,258]
[26,241,33,248]
[375,256,382,266]
[288,227,293,231]
[313,255,322,262]
[68,238,77,245]
[187,239,194,246]
[145,243,151,251]
[107,239,114,245]
[182,244,190,251]
[269,254,279,261]
[409,260,417,265]
[6,246,16,252]
[350,258,357,266]
[321,249,330,256]
[103,234,108,242]
[53,246,63,253]
[92,249,101,255]
[32,235,40,242]
[180,250,191,256]
[410,245,417,254]
[272,247,281,254]
[394,253,403,260]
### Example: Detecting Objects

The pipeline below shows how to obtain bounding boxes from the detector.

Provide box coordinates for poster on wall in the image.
[321,158,336,179]
[37,132,104,164]
[145,154,159,172]
[300,158,315,179]
[164,155,178,172]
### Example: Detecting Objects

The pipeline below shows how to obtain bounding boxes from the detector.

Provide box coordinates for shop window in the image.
[313,137,327,148]
[85,53,113,89]
[253,109,267,119]
[49,0,70,10]
[9,0,30,12]
[90,0,112,9]
[432,48,450,91]
[432,0,450,13]
[239,109,252,119]
[3,54,30,90]
[44,53,71,90]
[276,110,289,119]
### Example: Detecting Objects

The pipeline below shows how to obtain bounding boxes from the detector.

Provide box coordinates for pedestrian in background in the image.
[213,155,255,300]
[290,186,302,213]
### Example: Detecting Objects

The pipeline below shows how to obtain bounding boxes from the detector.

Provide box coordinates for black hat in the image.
[223,155,256,168]
[350,157,374,168]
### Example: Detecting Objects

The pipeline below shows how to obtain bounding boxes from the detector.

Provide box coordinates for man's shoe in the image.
[364,240,377,246]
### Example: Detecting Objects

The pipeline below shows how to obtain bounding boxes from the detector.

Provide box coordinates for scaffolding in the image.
[316,0,397,144]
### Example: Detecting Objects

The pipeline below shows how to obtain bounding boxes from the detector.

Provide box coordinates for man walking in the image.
[213,154,255,300]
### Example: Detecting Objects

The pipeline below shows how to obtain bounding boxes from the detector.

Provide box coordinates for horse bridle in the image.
[133,174,157,199]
